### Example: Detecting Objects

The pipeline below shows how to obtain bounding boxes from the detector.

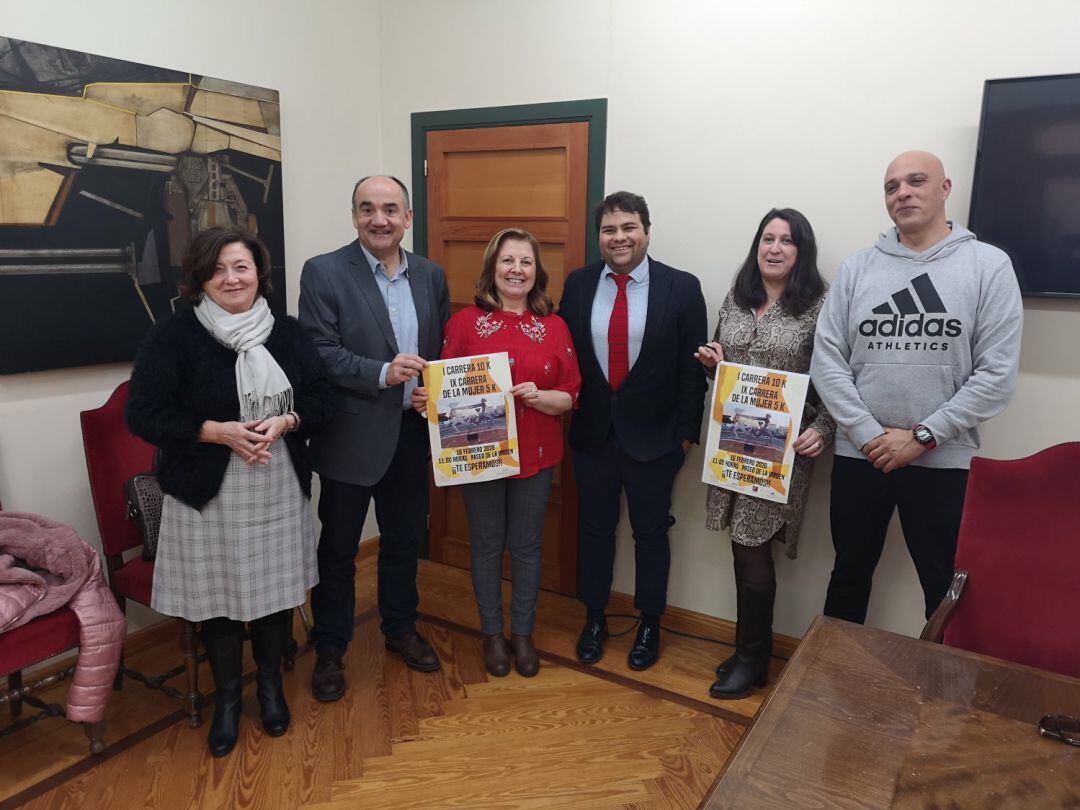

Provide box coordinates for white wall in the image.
[3,0,1079,640]
[0,0,382,629]
[376,0,1080,638]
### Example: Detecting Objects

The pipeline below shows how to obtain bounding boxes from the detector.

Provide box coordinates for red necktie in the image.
[608,273,632,390]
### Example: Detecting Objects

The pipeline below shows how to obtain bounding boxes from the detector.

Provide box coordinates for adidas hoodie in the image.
[810,224,1022,469]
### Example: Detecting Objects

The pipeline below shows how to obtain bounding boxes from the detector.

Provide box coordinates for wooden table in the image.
[706,616,1080,808]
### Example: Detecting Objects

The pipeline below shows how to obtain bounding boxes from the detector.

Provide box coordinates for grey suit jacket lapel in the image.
[406,252,432,357]
[347,241,399,355]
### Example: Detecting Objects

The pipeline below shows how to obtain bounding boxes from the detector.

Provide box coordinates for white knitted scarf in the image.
[194,296,294,421]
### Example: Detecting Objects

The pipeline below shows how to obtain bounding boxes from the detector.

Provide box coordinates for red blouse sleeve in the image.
[547,316,582,401]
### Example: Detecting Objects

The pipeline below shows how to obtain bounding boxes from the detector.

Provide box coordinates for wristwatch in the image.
[913,424,937,450]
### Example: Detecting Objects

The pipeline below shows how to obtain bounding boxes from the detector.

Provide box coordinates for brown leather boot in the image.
[482,634,511,677]
[511,634,540,678]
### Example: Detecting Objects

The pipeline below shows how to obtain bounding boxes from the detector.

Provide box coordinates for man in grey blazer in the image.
[299,175,450,701]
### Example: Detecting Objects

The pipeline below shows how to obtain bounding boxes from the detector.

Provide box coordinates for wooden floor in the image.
[2,558,784,809]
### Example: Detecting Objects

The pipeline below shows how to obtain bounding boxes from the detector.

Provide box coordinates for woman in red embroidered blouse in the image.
[413,228,581,678]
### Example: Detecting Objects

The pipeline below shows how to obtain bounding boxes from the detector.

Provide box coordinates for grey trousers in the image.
[461,468,553,635]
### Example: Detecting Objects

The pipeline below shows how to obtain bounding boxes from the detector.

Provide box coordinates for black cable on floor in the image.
[602,613,733,646]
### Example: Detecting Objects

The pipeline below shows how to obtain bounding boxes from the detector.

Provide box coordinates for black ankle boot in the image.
[710,582,774,700]
[201,628,244,757]
[250,614,291,737]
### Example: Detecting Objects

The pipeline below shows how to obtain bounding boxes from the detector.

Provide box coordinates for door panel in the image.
[425,121,588,595]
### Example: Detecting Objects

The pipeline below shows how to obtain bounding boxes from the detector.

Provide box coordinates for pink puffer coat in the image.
[0,512,125,723]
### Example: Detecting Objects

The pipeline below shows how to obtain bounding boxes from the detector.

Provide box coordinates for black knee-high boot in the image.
[201,618,244,757]
[709,581,774,700]
[250,612,290,736]
[712,604,773,678]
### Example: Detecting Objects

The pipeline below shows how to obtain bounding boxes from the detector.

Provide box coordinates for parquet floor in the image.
[2,557,777,809]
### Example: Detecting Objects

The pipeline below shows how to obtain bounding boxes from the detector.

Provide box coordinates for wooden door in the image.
[425,121,589,595]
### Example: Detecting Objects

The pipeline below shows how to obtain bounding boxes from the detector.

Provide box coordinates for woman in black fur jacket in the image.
[127,226,333,757]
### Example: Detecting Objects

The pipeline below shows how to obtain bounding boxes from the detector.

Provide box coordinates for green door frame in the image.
[410,98,607,265]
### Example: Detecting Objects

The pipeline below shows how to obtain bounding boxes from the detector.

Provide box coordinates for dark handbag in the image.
[125,473,163,560]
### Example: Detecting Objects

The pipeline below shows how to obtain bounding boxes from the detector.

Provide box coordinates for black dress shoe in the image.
[311,651,346,703]
[385,631,442,672]
[576,616,608,664]
[628,620,660,671]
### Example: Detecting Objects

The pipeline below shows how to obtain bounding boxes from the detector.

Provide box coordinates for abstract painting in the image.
[0,37,285,373]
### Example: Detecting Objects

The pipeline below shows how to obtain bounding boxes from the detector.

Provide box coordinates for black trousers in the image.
[824,455,968,624]
[573,432,685,617]
[311,411,429,652]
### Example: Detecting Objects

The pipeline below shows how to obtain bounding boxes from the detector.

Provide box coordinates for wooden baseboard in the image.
[605,591,800,660]
[414,531,803,660]
[358,535,379,561]
[13,537,796,691]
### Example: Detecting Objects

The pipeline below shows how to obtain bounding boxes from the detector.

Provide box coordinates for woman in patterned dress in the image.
[127,226,333,756]
[695,209,835,699]
[413,229,581,677]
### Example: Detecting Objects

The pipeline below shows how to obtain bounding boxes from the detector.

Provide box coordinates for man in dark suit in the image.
[559,191,707,670]
[299,175,450,701]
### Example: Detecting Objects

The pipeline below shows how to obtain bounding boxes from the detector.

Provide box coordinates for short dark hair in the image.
[351,175,411,211]
[731,208,825,317]
[475,228,553,316]
[594,191,651,232]
[179,226,273,305]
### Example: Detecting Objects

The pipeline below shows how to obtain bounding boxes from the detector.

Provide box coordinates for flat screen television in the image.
[969,73,1080,299]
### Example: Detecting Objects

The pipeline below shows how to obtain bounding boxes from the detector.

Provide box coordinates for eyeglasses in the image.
[1038,715,1080,747]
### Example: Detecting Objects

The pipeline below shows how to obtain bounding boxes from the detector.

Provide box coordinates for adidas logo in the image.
[858,273,961,338]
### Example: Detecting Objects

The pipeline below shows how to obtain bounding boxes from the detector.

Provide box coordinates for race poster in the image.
[424,352,520,487]
[701,362,809,504]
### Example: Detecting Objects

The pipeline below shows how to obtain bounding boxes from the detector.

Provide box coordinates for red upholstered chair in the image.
[80,381,203,727]
[0,499,105,754]
[921,443,1080,679]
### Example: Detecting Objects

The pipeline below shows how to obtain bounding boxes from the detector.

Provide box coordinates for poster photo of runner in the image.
[702,362,809,504]
[424,352,520,486]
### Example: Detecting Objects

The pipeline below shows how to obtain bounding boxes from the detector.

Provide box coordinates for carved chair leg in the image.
[83,719,106,754]
[297,604,314,642]
[180,621,203,728]
[7,672,23,718]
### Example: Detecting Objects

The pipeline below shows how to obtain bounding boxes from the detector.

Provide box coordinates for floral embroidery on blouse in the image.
[475,311,503,338]
[543,360,553,376]
[519,316,546,343]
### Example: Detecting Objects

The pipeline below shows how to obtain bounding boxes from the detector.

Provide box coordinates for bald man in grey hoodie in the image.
[810,151,1022,625]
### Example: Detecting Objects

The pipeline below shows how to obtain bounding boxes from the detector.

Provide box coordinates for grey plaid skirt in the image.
[151,443,317,622]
